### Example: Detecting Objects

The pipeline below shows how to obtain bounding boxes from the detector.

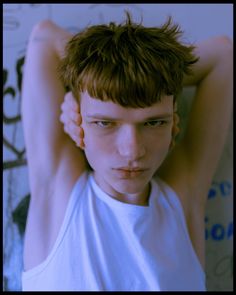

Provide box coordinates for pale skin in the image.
[21,20,233,274]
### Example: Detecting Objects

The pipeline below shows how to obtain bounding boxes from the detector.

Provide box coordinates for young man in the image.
[21,14,233,291]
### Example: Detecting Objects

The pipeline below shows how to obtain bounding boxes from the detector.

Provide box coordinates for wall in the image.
[3,3,233,291]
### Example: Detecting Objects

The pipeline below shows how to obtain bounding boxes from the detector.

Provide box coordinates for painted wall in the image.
[3,3,233,291]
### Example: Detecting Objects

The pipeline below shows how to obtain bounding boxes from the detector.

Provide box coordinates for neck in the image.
[94,172,151,206]
[111,184,150,206]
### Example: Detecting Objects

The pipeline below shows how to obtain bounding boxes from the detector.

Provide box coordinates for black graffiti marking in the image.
[12,194,30,236]
[16,56,25,92]
[3,56,24,124]
[3,55,26,170]
[3,137,25,158]
[3,159,27,170]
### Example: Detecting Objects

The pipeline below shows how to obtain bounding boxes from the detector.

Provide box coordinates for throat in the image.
[113,183,151,206]
[94,172,151,206]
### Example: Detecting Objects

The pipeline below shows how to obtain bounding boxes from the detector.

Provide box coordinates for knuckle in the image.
[60,113,65,123]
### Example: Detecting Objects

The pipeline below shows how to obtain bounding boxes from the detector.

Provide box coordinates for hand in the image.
[60,92,85,148]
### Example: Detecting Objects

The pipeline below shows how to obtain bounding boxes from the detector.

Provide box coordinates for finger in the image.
[70,111,82,124]
[64,91,73,102]
[69,98,79,112]
[64,125,70,135]
[61,102,80,124]
[71,132,85,148]
[61,98,78,114]
[76,138,85,149]
[60,112,73,126]
[67,122,84,138]
[73,125,84,138]
[60,113,67,124]
[77,126,84,138]
[60,101,67,112]
[65,91,79,110]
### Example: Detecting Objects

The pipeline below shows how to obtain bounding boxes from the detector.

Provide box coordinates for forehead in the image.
[80,91,174,121]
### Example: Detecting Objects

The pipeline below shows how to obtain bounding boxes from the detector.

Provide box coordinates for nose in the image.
[116,125,146,161]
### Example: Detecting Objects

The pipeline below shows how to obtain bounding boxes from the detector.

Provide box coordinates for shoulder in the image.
[23,168,89,271]
[153,173,206,269]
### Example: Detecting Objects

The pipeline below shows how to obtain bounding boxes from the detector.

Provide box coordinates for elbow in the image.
[33,19,55,32]
[209,36,233,68]
[29,20,56,40]
[218,35,233,46]
[217,35,233,56]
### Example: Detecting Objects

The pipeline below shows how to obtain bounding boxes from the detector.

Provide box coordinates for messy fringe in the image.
[59,11,199,108]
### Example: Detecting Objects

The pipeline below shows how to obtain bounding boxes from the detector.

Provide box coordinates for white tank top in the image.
[22,171,206,291]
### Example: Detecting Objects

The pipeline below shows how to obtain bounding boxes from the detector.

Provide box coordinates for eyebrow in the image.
[86,113,173,121]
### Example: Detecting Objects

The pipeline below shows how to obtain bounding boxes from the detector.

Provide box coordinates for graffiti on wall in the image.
[3,56,26,169]
[3,3,233,291]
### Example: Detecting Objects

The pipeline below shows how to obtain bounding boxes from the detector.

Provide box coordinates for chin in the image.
[110,177,150,195]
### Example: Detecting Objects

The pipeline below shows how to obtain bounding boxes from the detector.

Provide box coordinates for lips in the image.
[114,167,146,172]
[112,167,148,179]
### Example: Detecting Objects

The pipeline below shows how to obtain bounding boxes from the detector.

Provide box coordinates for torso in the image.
[24,167,205,273]
[22,173,206,291]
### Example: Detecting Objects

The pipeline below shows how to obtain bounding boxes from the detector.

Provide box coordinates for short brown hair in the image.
[59,12,198,108]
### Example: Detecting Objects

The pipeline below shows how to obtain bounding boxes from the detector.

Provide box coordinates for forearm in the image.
[21,21,74,178]
[29,20,72,60]
[22,20,72,138]
[182,36,233,188]
[183,35,233,87]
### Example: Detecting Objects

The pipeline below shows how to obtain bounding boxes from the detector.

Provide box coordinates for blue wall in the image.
[3,4,233,291]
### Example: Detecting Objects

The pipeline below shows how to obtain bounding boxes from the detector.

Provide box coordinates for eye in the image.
[144,120,167,127]
[94,121,114,128]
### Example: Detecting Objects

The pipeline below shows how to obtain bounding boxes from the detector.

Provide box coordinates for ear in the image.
[169,112,180,150]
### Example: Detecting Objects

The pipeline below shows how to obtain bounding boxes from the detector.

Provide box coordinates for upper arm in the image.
[21,21,87,196]
[158,36,233,209]
[156,37,232,268]
[22,21,88,269]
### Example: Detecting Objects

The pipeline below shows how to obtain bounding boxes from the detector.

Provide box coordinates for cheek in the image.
[146,129,172,150]
[83,128,110,151]
[145,130,172,163]
[82,128,113,168]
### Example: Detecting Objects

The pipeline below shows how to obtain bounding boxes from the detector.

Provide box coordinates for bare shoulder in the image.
[23,160,86,271]
[155,146,206,269]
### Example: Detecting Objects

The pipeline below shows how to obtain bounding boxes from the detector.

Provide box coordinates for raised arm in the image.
[157,35,232,270]
[158,35,233,210]
[21,20,87,270]
[22,20,87,196]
